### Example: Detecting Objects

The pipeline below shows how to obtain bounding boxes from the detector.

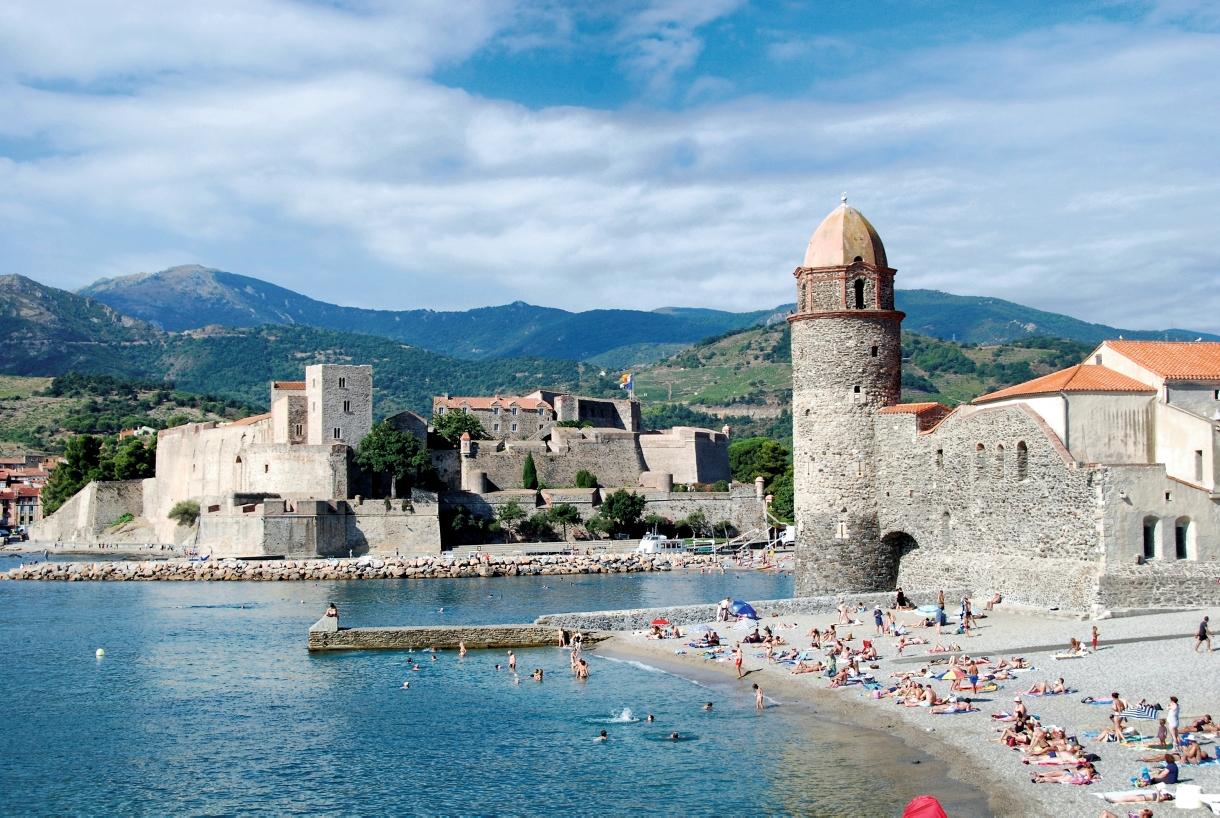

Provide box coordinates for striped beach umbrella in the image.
[1120,703,1162,721]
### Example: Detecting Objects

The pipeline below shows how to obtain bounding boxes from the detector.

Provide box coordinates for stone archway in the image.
[881,531,918,590]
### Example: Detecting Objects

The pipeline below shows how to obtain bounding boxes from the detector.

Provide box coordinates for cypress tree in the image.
[522,453,539,490]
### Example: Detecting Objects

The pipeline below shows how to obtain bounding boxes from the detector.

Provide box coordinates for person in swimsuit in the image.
[732,644,744,678]
[1167,695,1181,748]
[753,683,765,711]
[458,641,467,657]
[324,603,338,619]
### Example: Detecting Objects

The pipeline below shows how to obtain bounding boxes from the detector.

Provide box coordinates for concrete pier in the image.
[307,623,603,652]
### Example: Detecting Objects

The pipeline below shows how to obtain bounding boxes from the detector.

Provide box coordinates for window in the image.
[493,407,499,415]
[974,443,986,478]
[1142,516,1158,560]
[294,423,303,438]
[436,406,445,415]
[935,448,944,469]
[338,377,346,389]
[1195,450,1204,483]
[511,423,518,432]
[995,443,1005,478]
[264,464,269,474]
[343,400,351,413]
[853,278,865,309]
[332,427,342,440]
[1016,441,1028,481]
[511,407,518,416]
[493,423,500,432]
[835,520,848,539]
[870,345,878,357]
[853,385,861,394]
[1094,355,1102,365]
[1214,389,1220,401]
[1175,517,1192,560]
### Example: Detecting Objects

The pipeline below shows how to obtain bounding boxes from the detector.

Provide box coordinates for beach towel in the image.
[1093,788,1162,803]
[1026,689,1078,697]
[1121,703,1163,721]
[931,708,978,715]
[1082,698,1113,706]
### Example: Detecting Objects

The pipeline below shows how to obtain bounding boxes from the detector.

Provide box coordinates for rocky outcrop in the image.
[0,552,723,582]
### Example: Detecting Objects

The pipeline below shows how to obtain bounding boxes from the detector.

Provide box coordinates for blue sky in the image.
[1,1,1219,331]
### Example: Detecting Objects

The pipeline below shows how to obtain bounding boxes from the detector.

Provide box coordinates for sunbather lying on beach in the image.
[1179,740,1212,765]
[931,698,978,714]
[927,643,960,654]
[1094,719,1133,743]
[1101,790,1173,804]
[790,660,826,674]
[1186,714,1219,734]
[1025,678,1068,695]
[995,657,1029,670]
[1029,762,1096,784]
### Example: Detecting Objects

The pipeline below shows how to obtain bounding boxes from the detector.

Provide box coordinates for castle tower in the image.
[790,198,904,595]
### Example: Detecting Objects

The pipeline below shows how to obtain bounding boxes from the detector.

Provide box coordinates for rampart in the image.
[30,479,155,544]
[307,624,589,651]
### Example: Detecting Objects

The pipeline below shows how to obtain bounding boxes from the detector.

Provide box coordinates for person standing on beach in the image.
[753,683,765,711]
[1091,625,1099,652]
[732,644,744,678]
[1195,617,1212,653]
[873,606,884,635]
[718,597,730,622]
[1168,696,1181,748]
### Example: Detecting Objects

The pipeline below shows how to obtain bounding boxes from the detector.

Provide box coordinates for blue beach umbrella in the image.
[917,605,941,614]
[729,600,759,620]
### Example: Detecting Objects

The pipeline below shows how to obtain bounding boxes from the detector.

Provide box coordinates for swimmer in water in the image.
[646,714,655,722]
[668,732,681,741]
[495,664,502,671]
[508,650,517,672]
[401,681,410,689]
[596,730,608,742]
[430,654,437,662]
[703,702,714,711]
[754,683,764,711]
[458,641,467,657]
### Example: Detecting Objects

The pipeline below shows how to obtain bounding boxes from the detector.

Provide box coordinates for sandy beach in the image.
[605,601,1220,817]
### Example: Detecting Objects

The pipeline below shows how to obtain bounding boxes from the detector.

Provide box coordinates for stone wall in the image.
[638,427,730,484]
[305,364,372,447]
[345,493,442,556]
[1096,562,1220,610]
[876,404,1104,612]
[31,479,150,543]
[308,624,577,651]
[536,588,964,631]
[1097,463,1220,563]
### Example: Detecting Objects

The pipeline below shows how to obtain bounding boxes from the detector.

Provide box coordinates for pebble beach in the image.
[606,602,1220,817]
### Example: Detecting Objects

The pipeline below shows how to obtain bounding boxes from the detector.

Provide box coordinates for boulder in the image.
[309,615,339,633]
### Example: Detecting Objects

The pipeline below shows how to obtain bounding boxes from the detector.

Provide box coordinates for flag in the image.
[619,372,633,390]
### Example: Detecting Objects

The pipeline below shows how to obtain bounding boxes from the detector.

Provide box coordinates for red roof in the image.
[228,413,272,426]
[878,402,950,415]
[1105,341,1220,381]
[272,381,306,391]
[434,396,552,412]
[974,365,1155,404]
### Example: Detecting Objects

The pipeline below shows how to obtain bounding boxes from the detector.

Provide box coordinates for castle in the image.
[790,200,1220,612]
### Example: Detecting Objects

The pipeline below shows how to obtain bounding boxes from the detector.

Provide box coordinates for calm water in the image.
[0,572,988,816]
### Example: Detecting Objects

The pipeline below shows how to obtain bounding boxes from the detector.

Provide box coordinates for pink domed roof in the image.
[803,202,888,269]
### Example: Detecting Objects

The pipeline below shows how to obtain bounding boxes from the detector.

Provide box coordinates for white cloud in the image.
[0,2,1218,335]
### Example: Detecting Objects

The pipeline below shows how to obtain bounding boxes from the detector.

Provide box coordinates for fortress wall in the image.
[1098,463,1220,565]
[876,405,1104,612]
[430,449,461,490]
[464,435,645,491]
[30,479,147,543]
[638,428,729,484]
[345,493,442,556]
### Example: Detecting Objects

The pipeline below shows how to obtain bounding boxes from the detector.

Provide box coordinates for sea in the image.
[0,567,990,816]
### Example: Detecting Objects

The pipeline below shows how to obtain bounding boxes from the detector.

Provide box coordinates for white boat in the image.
[635,533,687,555]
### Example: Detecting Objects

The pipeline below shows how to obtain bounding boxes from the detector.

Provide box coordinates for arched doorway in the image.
[881,531,918,590]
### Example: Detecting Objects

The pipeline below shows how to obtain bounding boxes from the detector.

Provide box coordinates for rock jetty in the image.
[0,552,724,582]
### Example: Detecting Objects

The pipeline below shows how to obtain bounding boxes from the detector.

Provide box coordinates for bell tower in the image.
[789,196,904,595]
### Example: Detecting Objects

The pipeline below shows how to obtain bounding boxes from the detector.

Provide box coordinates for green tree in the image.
[40,434,104,515]
[574,469,598,489]
[355,421,433,498]
[432,411,489,445]
[584,514,612,540]
[168,500,200,527]
[728,437,790,486]
[107,436,157,480]
[548,503,582,540]
[768,468,794,523]
[496,500,527,542]
[519,511,557,542]
[677,509,709,538]
[522,453,539,490]
[599,489,645,534]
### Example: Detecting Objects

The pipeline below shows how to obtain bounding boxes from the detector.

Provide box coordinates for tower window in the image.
[294,423,303,438]
[343,400,351,413]
[338,377,346,389]
[1195,450,1204,482]
[835,520,848,539]
[332,427,342,440]
[935,448,943,469]
[870,345,878,357]
[853,385,861,394]
[853,279,865,309]
[1016,441,1028,481]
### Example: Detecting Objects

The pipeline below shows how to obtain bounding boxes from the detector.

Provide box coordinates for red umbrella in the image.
[902,796,947,818]
[651,618,671,626]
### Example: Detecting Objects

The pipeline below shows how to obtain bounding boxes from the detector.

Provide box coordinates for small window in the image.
[343,400,351,413]
[512,407,518,416]
[853,385,861,394]
[935,448,944,469]
[493,423,500,432]
[1165,491,1172,502]
[338,377,346,389]
[870,345,878,357]
[835,520,848,539]
[1094,355,1102,365]
[436,406,445,415]
[264,464,269,474]
[1016,441,1028,480]
[853,278,865,309]
[294,423,303,437]
[493,407,499,415]
[511,423,518,432]
[332,427,342,440]
[1214,389,1220,401]
[1195,450,1204,483]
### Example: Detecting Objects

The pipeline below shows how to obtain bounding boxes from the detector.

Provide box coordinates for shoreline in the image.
[599,603,1220,818]
[599,636,1022,817]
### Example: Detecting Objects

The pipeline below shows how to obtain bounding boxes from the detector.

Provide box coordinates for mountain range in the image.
[78,266,1218,365]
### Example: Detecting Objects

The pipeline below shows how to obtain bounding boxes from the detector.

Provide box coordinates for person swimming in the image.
[668,732,681,741]
[702,702,714,711]
[646,713,655,722]
[596,730,608,742]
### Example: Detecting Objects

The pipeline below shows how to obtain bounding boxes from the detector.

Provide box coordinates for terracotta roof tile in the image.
[228,413,272,427]
[434,396,552,412]
[974,365,1155,404]
[272,381,306,390]
[1105,341,1220,381]
[878,402,950,415]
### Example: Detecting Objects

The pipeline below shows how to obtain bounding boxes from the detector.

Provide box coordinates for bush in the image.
[522,454,539,490]
[574,469,598,489]
[168,500,200,527]
[711,480,729,492]
[111,513,134,527]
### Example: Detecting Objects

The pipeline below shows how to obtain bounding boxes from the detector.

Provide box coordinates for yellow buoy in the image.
[95,648,105,658]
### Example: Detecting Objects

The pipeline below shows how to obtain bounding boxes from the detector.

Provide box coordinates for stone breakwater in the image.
[0,552,725,582]
[307,624,602,651]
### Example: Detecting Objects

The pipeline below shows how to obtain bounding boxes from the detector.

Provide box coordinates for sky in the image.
[1,1,1219,331]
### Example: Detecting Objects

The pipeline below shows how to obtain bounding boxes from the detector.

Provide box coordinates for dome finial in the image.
[840,191,848,205]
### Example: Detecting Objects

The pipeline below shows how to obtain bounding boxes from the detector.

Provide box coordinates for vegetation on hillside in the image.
[41,434,157,515]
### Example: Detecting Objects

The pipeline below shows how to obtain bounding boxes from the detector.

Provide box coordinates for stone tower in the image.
[790,198,904,596]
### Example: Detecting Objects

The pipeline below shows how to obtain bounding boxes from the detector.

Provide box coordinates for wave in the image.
[596,654,710,690]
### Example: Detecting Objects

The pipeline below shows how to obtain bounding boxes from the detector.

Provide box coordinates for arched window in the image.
[940,511,951,545]
[853,278,865,309]
[995,443,1005,478]
[1016,441,1029,481]
[870,345,879,357]
[974,443,986,478]
[1142,516,1158,560]
[1174,517,1194,560]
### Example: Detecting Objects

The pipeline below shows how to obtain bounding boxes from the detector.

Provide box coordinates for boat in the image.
[634,533,687,555]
